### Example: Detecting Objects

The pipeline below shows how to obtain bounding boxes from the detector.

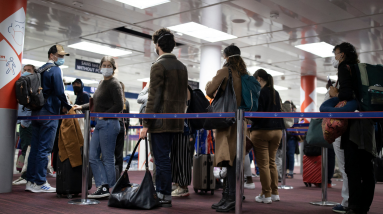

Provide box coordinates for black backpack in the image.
[15,64,56,111]
[187,88,210,130]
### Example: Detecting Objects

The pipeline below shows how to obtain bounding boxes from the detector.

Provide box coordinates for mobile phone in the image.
[327,75,332,86]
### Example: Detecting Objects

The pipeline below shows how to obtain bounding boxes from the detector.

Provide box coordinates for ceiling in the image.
[22,0,383,112]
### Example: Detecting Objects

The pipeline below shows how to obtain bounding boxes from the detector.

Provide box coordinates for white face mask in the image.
[100,68,114,77]
[331,57,339,68]
[222,54,241,67]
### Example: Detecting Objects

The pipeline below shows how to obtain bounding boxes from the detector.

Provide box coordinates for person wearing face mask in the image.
[72,79,90,105]
[250,69,284,204]
[322,42,376,214]
[73,56,123,199]
[25,45,72,193]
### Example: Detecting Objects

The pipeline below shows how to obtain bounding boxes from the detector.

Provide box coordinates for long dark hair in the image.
[333,42,360,64]
[253,69,276,105]
[223,44,247,75]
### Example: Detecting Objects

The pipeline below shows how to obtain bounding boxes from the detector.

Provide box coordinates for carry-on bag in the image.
[302,155,322,187]
[192,130,215,195]
[56,157,92,199]
[108,138,160,210]
[306,119,333,149]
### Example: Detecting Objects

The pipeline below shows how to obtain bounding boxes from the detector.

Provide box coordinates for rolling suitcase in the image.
[303,155,322,187]
[56,158,92,199]
[192,130,215,195]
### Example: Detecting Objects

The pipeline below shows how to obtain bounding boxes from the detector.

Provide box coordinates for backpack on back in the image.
[351,63,383,111]
[187,89,210,130]
[15,64,56,111]
[239,74,261,112]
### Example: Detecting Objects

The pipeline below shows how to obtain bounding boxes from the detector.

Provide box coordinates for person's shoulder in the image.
[217,67,229,75]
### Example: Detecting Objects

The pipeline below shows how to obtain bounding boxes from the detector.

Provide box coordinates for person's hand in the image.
[140,127,148,139]
[72,105,82,111]
[329,86,339,98]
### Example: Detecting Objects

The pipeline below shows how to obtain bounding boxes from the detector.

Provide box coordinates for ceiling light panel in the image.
[22,59,68,68]
[247,66,284,76]
[115,0,170,9]
[168,22,237,42]
[295,42,335,58]
[68,41,132,57]
[274,85,288,91]
[317,87,328,94]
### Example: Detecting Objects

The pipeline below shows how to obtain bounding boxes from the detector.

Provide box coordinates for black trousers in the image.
[224,157,237,197]
[344,140,375,212]
[115,121,125,174]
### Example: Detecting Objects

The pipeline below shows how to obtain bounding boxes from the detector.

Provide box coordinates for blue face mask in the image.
[22,72,32,76]
[55,58,65,66]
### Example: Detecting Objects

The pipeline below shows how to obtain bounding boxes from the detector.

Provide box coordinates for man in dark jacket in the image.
[72,79,90,105]
[140,28,188,207]
[25,45,72,193]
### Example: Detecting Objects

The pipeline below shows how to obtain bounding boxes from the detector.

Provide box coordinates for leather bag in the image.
[203,68,237,130]
[306,119,333,148]
[108,138,160,210]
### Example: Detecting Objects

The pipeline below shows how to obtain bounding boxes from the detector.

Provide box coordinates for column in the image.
[300,75,317,114]
[0,0,27,193]
[199,1,222,93]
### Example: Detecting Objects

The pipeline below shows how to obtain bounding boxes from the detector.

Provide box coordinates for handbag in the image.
[280,101,294,128]
[203,68,237,130]
[322,101,349,144]
[108,138,160,210]
[306,119,333,148]
[245,136,254,155]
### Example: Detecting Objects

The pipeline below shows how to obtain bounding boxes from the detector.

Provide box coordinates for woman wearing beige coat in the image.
[206,44,246,212]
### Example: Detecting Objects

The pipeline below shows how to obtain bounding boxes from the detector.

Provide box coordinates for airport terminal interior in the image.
[1,0,383,213]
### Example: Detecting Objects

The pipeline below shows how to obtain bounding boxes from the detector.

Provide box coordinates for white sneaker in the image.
[255,194,272,204]
[30,182,56,193]
[172,183,178,191]
[25,181,34,191]
[171,187,190,197]
[271,194,280,202]
[48,173,56,178]
[244,182,255,190]
[13,177,27,185]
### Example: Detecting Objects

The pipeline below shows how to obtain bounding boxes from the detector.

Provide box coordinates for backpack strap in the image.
[35,63,56,74]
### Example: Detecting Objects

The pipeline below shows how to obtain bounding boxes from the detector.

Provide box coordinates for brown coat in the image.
[143,54,188,133]
[58,108,84,168]
[206,67,246,166]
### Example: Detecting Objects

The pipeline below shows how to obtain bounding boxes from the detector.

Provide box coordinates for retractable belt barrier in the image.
[16,111,383,213]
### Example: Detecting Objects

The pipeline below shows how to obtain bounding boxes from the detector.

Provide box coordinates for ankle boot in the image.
[212,178,227,209]
[216,194,235,212]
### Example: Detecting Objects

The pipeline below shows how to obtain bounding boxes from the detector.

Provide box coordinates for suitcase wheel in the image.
[56,194,61,198]
[304,182,308,187]
[194,188,198,194]
[211,190,214,195]
[67,194,73,199]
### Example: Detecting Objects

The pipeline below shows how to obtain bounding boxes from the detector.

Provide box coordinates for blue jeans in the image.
[26,107,59,185]
[320,97,358,112]
[286,139,296,174]
[151,132,175,196]
[89,119,120,188]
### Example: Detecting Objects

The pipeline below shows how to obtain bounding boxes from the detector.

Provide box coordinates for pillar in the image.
[199,1,222,93]
[0,0,27,193]
[300,75,317,115]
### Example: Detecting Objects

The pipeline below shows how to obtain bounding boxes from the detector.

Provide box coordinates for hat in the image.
[49,44,70,56]
[72,79,82,85]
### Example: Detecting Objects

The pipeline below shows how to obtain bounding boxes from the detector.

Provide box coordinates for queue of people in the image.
[13,28,379,214]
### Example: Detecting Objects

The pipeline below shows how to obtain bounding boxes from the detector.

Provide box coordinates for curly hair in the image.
[223,44,247,75]
[333,42,360,64]
[152,28,175,53]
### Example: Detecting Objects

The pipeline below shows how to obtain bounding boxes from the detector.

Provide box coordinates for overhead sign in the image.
[75,59,100,74]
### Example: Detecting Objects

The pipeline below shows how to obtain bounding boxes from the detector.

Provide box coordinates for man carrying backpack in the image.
[25,45,72,193]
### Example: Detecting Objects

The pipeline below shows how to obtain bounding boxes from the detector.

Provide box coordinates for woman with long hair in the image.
[250,69,284,204]
[206,44,246,212]
[73,56,123,198]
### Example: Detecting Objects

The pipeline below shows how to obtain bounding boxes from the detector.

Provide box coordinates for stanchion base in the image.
[278,185,293,189]
[336,179,343,182]
[68,199,100,205]
[310,201,339,206]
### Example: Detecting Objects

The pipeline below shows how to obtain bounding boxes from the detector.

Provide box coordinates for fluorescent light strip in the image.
[330,75,338,80]
[68,41,132,57]
[247,66,284,76]
[115,0,170,9]
[274,85,288,91]
[295,42,335,58]
[168,22,237,42]
[317,87,328,94]
[63,76,99,85]
[22,59,68,68]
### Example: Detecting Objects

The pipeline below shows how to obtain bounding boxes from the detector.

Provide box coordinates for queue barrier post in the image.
[235,109,244,214]
[278,129,293,189]
[310,147,338,206]
[68,110,99,205]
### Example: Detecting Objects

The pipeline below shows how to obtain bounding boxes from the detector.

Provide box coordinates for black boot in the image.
[216,194,235,212]
[212,178,227,209]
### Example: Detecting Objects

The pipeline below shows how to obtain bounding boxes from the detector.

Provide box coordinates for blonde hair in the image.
[100,56,117,74]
